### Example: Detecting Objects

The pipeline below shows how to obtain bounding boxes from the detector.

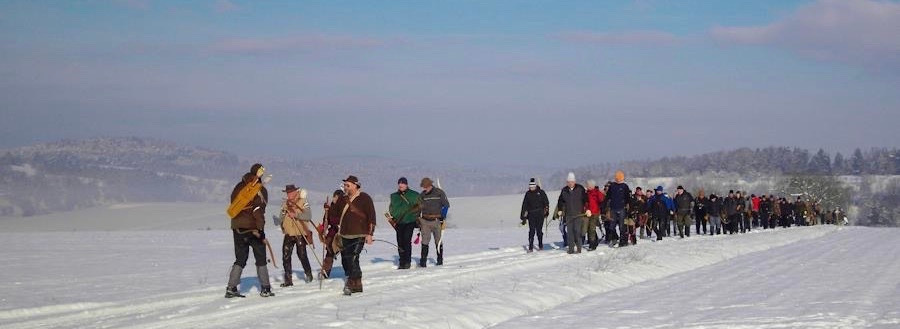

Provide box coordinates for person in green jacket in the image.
[387,177,420,270]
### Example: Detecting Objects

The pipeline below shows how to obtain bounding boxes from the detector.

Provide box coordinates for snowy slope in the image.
[1,196,897,329]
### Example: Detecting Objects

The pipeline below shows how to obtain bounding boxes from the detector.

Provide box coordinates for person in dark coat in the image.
[693,190,708,235]
[607,171,633,247]
[646,186,670,241]
[520,178,550,252]
[557,172,588,254]
[706,194,723,235]
[673,185,694,238]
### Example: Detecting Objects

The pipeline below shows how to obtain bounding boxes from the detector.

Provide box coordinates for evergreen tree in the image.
[809,149,832,174]
[833,152,846,175]
[851,148,865,174]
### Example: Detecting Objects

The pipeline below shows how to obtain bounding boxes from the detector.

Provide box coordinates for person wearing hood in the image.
[520,178,550,252]
[557,172,588,254]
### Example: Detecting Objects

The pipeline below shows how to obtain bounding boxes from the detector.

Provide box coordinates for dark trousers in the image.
[340,237,365,280]
[233,230,267,267]
[612,209,628,245]
[742,214,751,233]
[695,215,707,234]
[728,214,740,234]
[527,214,544,249]
[761,213,770,229]
[652,214,666,239]
[282,235,312,278]
[395,222,416,267]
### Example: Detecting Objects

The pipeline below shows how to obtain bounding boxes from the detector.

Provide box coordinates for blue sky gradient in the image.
[1,0,898,166]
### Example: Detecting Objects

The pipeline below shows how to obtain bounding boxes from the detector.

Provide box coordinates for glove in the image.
[557,211,563,217]
[585,210,592,217]
[521,219,527,226]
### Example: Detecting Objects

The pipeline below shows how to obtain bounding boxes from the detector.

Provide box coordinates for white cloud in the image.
[710,0,900,71]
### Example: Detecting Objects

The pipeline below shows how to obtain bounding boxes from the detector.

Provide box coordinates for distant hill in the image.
[0,137,554,217]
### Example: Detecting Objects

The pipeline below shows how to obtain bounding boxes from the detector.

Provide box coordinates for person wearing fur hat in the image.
[279,185,314,286]
[606,170,633,247]
[332,175,377,296]
[417,177,450,267]
[520,178,549,252]
[557,172,588,254]
[225,163,273,298]
[388,177,420,269]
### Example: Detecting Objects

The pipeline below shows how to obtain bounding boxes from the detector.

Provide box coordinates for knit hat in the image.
[677,185,684,190]
[529,178,537,188]
[398,177,408,185]
[655,185,664,192]
[566,172,576,182]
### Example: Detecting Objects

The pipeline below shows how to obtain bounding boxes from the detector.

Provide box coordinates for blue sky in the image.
[1,0,898,166]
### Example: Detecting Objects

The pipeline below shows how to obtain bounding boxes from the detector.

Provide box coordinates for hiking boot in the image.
[304,273,314,283]
[279,282,293,288]
[436,245,443,266]
[225,286,245,298]
[259,286,275,298]
[419,245,429,268]
[350,278,363,293]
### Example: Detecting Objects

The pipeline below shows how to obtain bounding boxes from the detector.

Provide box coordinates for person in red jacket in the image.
[751,194,761,228]
[585,180,605,250]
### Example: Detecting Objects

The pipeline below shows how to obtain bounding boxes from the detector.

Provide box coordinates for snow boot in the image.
[350,278,363,293]
[259,286,275,297]
[419,245,429,268]
[436,245,444,266]
[280,274,293,287]
[225,286,245,298]
[304,272,313,283]
[343,284,352,296]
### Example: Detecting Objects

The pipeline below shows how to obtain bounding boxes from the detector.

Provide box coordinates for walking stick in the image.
[263,238,278,269]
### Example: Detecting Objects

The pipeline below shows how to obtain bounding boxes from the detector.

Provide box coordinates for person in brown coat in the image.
[319,189,344,279]
[226,163,273,298]
[332,175,376,296]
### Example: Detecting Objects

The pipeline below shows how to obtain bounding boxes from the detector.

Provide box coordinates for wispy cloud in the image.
[210,34,387,55]
[555,30,681,46]
[710,0,900,71]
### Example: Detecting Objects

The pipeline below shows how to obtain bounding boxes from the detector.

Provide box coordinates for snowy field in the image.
[1,195,898,329]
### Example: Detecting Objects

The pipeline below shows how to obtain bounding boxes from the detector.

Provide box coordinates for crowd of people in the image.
[224,164,846,298]
[522,171,848,254]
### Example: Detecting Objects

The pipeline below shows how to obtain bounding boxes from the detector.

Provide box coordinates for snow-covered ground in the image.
[1,196,898,329]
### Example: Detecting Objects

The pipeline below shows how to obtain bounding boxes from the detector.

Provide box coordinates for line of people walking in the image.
[523,170,848,253]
